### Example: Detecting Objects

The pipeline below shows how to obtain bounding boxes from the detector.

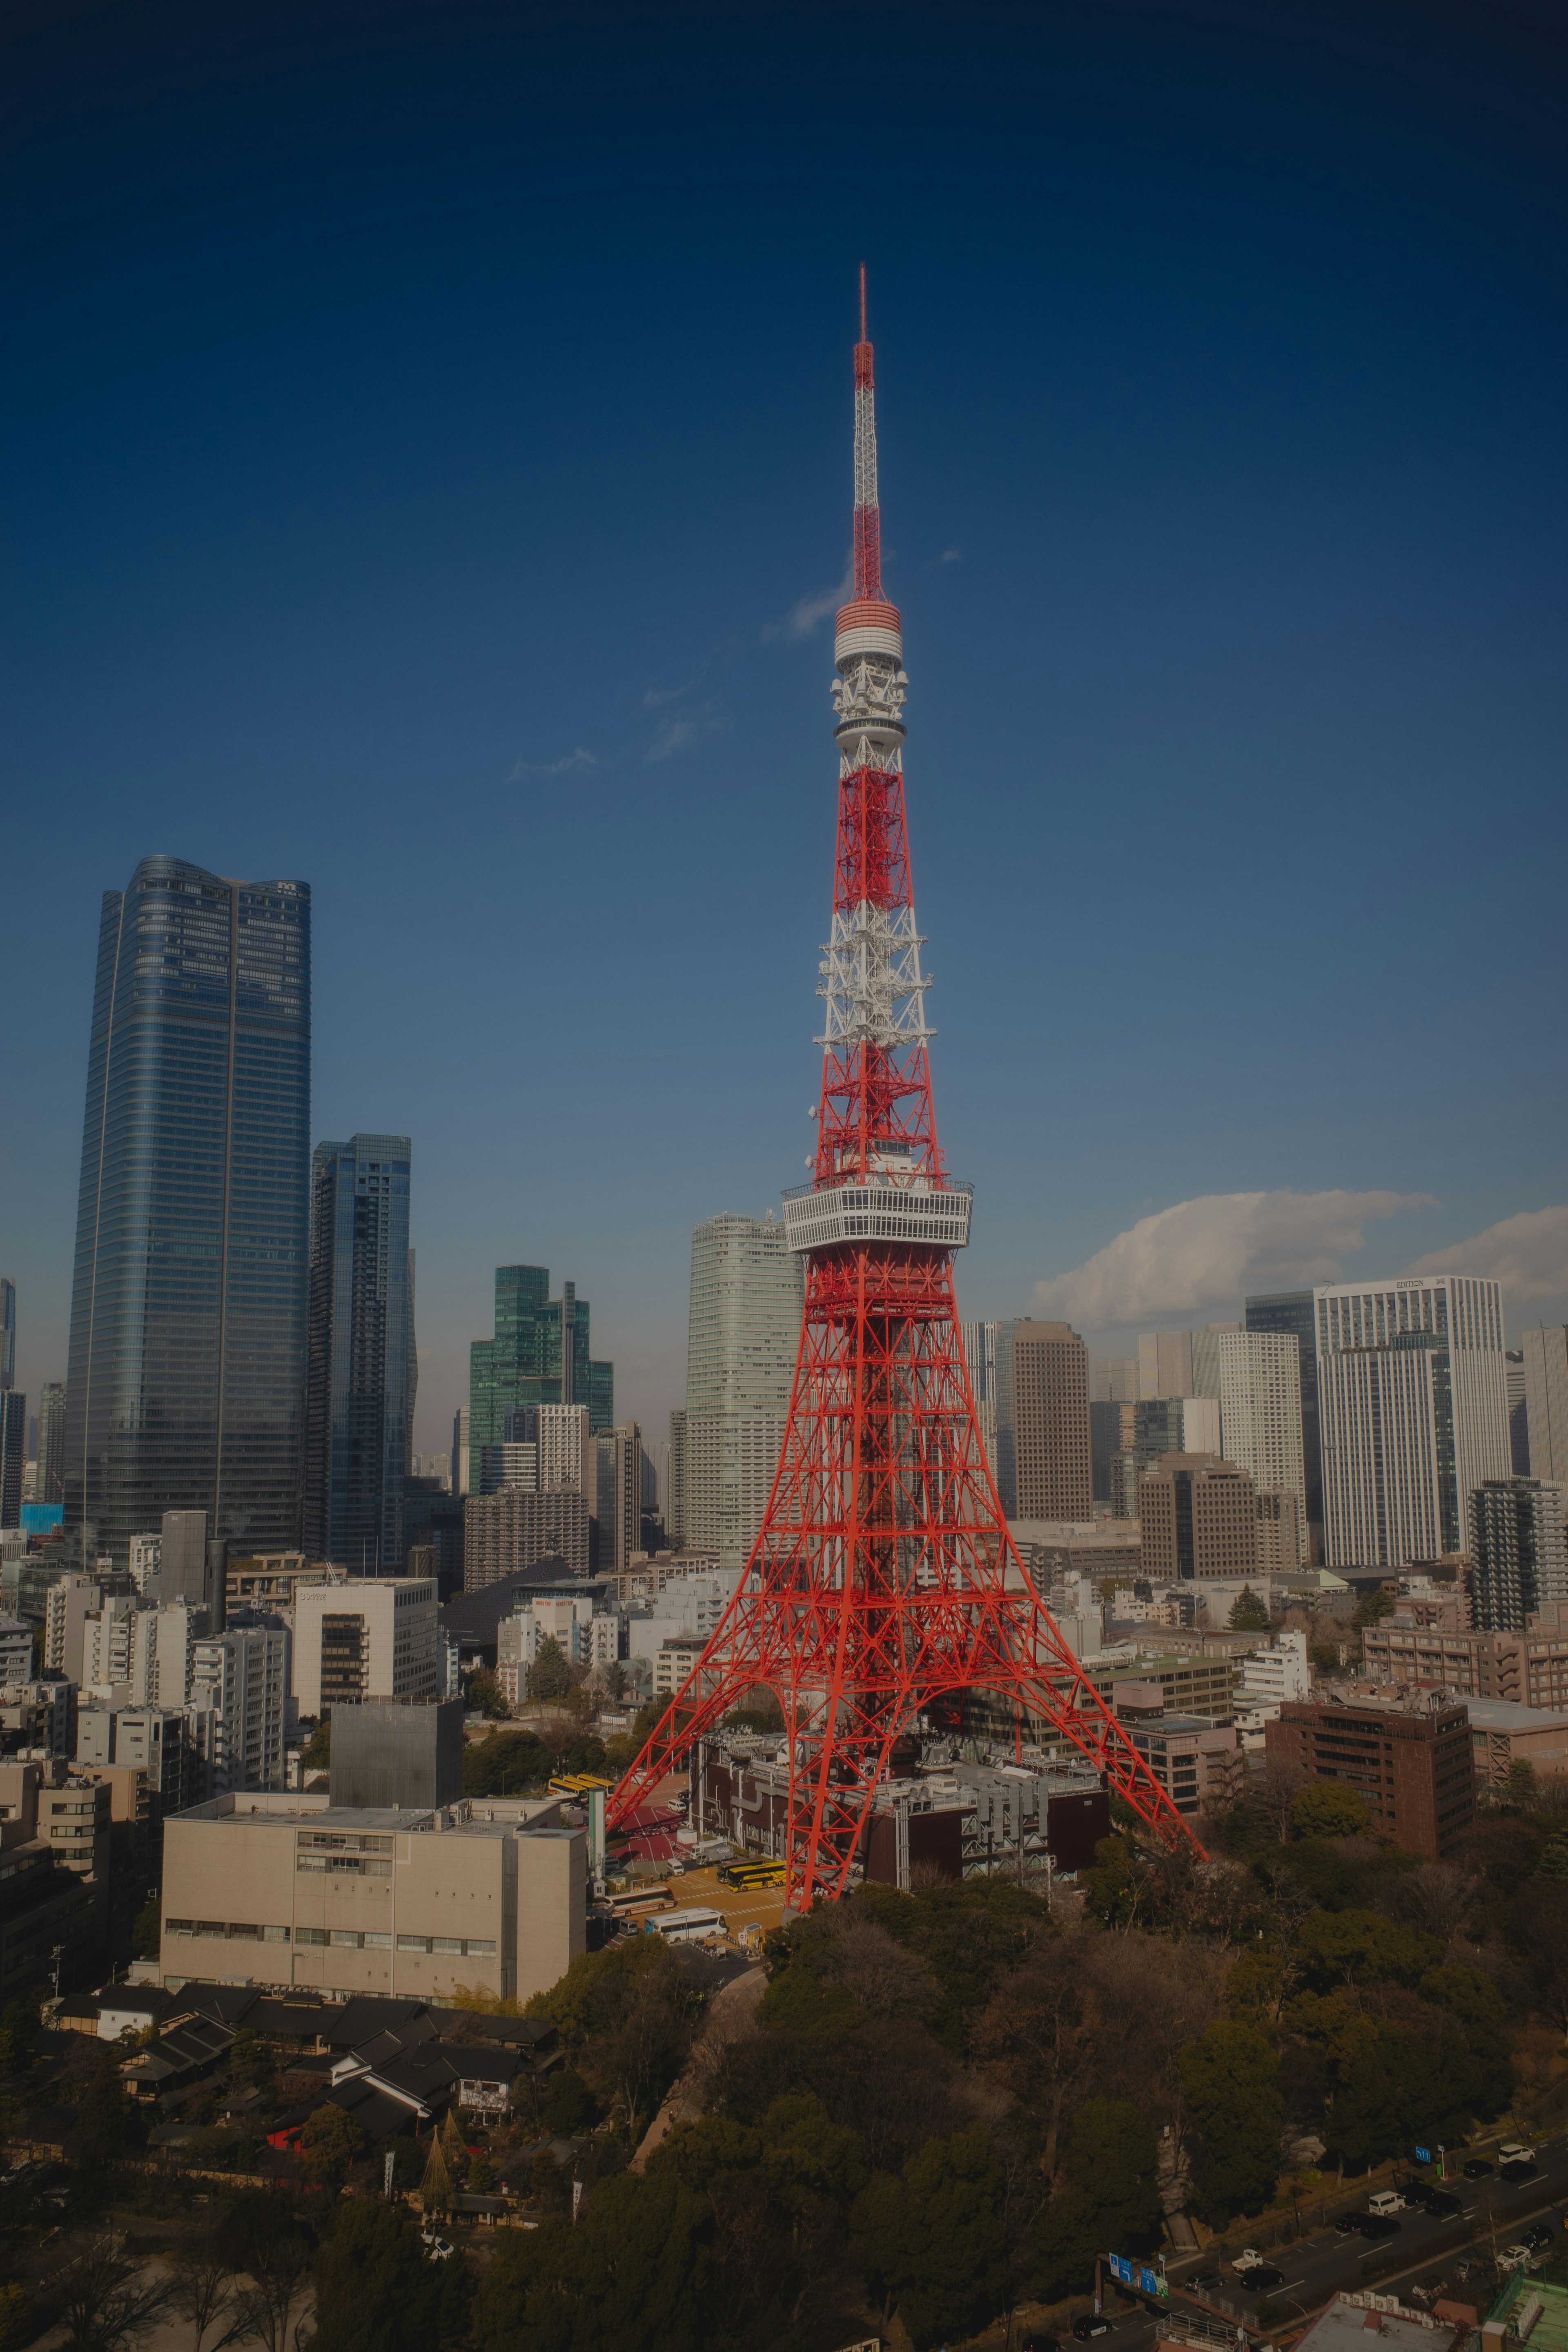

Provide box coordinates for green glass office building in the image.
[469,1266,613,1461]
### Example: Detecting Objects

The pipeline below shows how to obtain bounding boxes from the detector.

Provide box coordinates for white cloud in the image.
[763,563,853,644]
[1403,1205,1568,1302]
[511,746,597,779]
[643,682,692,708]
[940,547,963,564]
[1033,1188,1432,1329]
[645,700,729,763]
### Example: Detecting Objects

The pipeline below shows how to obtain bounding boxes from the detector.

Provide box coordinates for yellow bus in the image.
[548,1773,615,1798]
[720,1858,787,1890]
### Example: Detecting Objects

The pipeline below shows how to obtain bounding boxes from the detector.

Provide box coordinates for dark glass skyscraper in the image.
[63,857,310,1562]
[303,1134,414,1570]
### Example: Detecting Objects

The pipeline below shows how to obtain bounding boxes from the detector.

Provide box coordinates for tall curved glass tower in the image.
[63,855,311,1564]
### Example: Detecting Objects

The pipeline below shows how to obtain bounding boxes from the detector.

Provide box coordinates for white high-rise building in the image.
[189,1624,288,1792]
[684,1214,804,1569]
[960,1320,1002,1489]
[1523,1327,1568,1484]
[1315,1274,1510,1567]
[1219,1330,1307,1562]
[290,1577,438,1715]
[128,1533,162,1596]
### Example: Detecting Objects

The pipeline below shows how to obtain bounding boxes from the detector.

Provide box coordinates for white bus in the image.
[650,1907,725,1944]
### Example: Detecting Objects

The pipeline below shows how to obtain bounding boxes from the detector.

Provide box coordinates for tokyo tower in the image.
[610,274,1202,1903]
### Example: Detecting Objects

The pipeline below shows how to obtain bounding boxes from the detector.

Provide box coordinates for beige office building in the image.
[1011,1322,1091,1519]
[159,1791,586,2007]
[1524,1327,1568,1483]
[1140,1453,1258,1583]
[291,1578,438,1717]
[1254,1489,1304,1574]
[1220,1329,1307,1561]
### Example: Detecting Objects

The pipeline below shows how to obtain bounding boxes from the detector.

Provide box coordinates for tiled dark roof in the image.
[245,1996,331,2042]
[179,1986,262,2027]
[443,2011,557,2051]
[321,1996,430,2049]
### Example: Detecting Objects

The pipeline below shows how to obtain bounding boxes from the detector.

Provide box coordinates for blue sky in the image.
[4,0,1566,1451]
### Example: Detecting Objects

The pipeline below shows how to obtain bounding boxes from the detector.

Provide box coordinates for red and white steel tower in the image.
[610,274,1203,1902]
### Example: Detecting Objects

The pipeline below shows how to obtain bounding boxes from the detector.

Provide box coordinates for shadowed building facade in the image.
[303,1135,414,1571]
[62,857,310,1565]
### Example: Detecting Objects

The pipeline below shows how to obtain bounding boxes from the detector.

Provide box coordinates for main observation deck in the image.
[781,1175,973,1256]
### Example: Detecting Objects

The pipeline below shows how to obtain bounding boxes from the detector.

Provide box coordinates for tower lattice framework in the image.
[610,273,1203,1902]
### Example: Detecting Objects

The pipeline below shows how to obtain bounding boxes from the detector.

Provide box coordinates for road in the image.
[1089,2137,1568,2350]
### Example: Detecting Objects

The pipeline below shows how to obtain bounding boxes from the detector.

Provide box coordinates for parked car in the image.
[1500,2143,1538,2165]
[1021,2335,1060,2352]
[1334,2214,1364,2235]
[1238,2267,1284,2292]
[1367,2192,1407,2216]
[1356,2216,1401,2241]
[1418,2188,1462,2217]
[1184,2273,1223,2294]
[1498,2246,1537,2274]
[1521,2225,1556,2252]
[1072,2317,1112,2340]
[421,2232,455,2260]
[1463,2159,1493,2180]
[1501,2160,1540,2185]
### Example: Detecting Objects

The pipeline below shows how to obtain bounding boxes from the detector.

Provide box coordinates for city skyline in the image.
[4,3,1565,1459]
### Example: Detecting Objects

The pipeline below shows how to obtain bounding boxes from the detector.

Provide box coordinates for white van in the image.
[1499,2143,1537,2165]
[1367,2192,1406,2216]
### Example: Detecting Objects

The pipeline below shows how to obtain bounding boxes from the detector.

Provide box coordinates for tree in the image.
[300,1720,331,1773]
[470,2167,712,2352]
[1031,2100,1161,2298]
[1503,1758,1539,1808]
[0,2282,31,2350]
[1296,1907,1442,1990]
[465,1671,511,1722]
[852,2125,1009,2349]
[1229,1587,1270,1632]
[168,2236,239,2352]
[308,2197,470,2352]
[526,1635,581,1704]
[1351,1584,1396,1630]
[1178,2021,1284,2222]
[970,1938,1098,2179]
[129,1901,161,1962]
[300,2102,364,2190]
[71,2049,143,2163]
[216,2194,316,2352]
[1537,1834,1568,1882]
[0,1998,39,2080]
[52,2235,173,2352]
[1292,1783,1372,1839]
[419,2128,454,2218]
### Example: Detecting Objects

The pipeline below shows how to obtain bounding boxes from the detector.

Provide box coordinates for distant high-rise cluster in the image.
[675,1213,803,1570]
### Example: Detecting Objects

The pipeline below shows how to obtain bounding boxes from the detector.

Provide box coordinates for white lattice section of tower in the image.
[815,900,931,1051]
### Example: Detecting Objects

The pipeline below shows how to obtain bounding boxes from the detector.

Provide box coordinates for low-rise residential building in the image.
[190,1625,289,1792]
[1265,1691,1475,1858]
[157,1790,586,2007]
[1458,1695,1568,1792]
[1123,1711,1240,1819]
[1362,1596,1568,1706]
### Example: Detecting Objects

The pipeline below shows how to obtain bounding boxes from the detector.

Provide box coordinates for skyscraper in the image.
[1245,1290,1325,1552]
[1315,1274,1510,1565]
[1011,1321,1091,1519]
[0,1278,13,1390]
[303,1134,414,1570]
[1523,1327,1568,1484]
[1218,1329,1307,1561]
[683,1213,804,1569]
[1506,1350,1530,1476]
[0,1392,24,1528]
[33,1382,66,1510]
[667,1407,688,1546]
[468,1267,613,1469]
[63,857,310,1563]
[595,1423,644,1576]
[1470,1478,1568,1633]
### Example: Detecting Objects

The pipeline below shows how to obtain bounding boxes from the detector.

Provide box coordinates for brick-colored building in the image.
[1265,1694,1474,1858]
[1361,1597,1568,1708]
[1139,1454,1258,1584]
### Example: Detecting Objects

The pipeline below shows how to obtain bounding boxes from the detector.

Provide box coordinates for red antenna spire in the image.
[852,267,881,600]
